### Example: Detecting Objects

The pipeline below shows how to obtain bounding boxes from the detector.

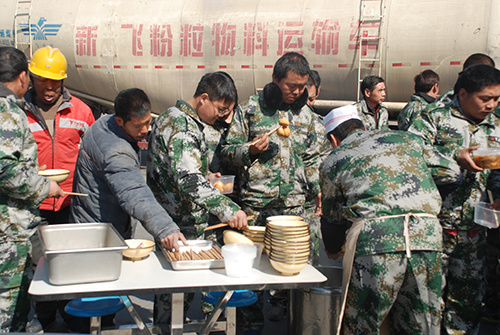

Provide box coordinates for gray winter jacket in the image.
[70,114,180,240]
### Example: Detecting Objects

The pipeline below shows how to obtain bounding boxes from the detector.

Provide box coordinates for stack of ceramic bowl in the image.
[264,216,310,276]
[242,226,266,244]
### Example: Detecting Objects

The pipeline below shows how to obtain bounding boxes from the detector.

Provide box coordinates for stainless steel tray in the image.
[39,222,127,285]
[161,240,225,270]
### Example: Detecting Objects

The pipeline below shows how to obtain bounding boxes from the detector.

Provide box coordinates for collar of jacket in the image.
[175,99,207,129]
[24,86,73,110]
[0,82,16,98]
[108,114,140,152]
[414,91,436,104]
[0,82,25,109]
[450,96,497,128]
[361,97,381,114]
[259,82,308,112]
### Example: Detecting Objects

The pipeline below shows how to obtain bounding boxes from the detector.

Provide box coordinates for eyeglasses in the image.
[209,99,232,116]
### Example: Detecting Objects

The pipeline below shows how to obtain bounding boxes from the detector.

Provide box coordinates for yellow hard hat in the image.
[29,46,68,80]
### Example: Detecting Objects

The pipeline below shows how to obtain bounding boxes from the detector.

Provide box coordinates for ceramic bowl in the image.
[269,258,308,276]
[223,230,254,245]
[269,248,310,259]
[38,169,70,183]
[123,239,155,260]
[266,215,304,222]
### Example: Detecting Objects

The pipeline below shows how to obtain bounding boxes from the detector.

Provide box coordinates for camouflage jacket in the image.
[436,88,454,105]
[320,130,460,256]
[147,100,240,235]
[0,83,49,288]
[221,85,323,209]
[355,98,389,130]
[397,93,435,131]
[408,97,500,230]
[203,119,229,174]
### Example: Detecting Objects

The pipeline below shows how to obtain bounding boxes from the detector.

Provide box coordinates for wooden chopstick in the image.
[245,126,281,146]
[203,215,255,231]
[64,191,89,196]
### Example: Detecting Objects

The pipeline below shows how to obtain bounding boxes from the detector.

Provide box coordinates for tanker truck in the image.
[1,0,499,116]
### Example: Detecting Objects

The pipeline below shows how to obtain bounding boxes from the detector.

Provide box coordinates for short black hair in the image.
[194,71,238,106]
[414,70,439,93]
[328,119,365,143]
[272,52,310,82]
[114,88,151,122]
[454,64,500,95]
[361,76,384,97]
[307,70,321,90]
[463,53,495,70]
[0,47,28,83]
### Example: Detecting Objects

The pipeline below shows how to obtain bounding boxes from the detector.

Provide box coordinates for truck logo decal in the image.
[20,17,62,41]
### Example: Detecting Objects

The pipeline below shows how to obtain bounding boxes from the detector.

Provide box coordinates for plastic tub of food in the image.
[473,148,500,169]
[209,175,235,194]
[221,243,257,277]
[474,202,500,228]
[39,223,127,285]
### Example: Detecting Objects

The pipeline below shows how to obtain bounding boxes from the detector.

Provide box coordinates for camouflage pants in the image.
[344,251,442,335]
[303,200,321,266]
[0,253,32,332]
[153,293,195,334]
[482,227,500,321]
[441,229,486,335]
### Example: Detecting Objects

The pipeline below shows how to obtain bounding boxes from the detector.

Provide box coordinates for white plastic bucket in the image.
[221,244,257,277]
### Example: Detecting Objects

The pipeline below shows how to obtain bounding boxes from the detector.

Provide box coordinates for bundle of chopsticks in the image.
[165,246,223,261]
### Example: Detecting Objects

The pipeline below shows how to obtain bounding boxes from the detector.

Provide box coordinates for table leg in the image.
[120,296,152,335]
[199,291,234,335]
[171,293,185,335]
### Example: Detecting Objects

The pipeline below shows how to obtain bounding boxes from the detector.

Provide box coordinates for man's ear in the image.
[19,71,29,90]
[364,88,371,98]
[458,88,467,102]
[115,116,124,127]
[329,133,340,149]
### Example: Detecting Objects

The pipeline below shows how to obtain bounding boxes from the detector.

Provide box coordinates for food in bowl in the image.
[123,239,155,260]
[473,148,500,169]
[38,169,70,183]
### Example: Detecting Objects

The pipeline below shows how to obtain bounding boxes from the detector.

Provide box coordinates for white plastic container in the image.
[253,242,265,267]
[209,175,235,194]
[475,202,500,228]
[221,244,257,277]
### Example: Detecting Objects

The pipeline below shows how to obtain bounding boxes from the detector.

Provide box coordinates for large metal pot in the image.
[288,266,342,335]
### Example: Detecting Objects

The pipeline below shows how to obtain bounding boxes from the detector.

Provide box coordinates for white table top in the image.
[29,251,327,301]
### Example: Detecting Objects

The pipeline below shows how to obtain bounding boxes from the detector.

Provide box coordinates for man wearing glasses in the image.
[147,71,247,239]
[147,72,247,329]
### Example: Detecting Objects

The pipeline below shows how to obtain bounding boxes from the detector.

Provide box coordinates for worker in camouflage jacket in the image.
[221,52,324,325]
[407,64,500,334]
[147,72,247,238]
[355,75,389,130]
[222,52,323,226]
[147,72,247,329]
[320,105,461,334]
[397,69,440,131]
[0,47,63,332]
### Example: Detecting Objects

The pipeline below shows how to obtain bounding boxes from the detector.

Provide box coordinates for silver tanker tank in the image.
[0,0,499,114]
